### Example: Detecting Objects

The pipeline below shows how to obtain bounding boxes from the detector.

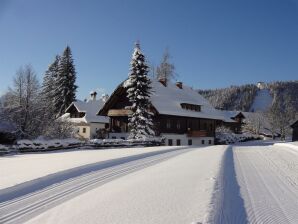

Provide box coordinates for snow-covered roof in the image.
[145,79,226,120]
[65,99,109,124]
[217,110,244,123]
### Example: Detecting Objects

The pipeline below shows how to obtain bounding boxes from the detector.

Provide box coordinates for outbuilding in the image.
[291,120,298,141]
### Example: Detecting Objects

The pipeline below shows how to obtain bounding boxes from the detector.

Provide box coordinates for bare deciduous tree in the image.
[156,48,176,82]
[2,65,41,138]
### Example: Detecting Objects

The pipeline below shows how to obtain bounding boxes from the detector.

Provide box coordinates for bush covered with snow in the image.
[0,144,9,154]
[215,126,261,144]
[89,137,163,147]
[17,138,83,151]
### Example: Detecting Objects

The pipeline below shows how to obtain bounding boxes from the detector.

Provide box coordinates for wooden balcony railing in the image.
[108,109,132,116]
[187,130,208,137]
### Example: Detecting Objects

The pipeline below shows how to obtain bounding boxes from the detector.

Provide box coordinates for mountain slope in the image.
[198,81,298,113]
[249,89,272,112]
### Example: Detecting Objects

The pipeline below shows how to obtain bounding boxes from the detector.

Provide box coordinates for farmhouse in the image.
[98,78,226,146]
[61,91,109,139]
[291,120,298,141]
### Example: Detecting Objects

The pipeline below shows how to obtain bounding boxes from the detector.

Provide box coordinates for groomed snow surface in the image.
[1,142,298,223]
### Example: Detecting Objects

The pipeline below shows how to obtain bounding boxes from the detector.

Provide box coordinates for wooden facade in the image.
[291,120,298,141]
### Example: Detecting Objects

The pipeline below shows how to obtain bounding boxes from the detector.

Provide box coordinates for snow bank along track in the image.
[0,147,194,224]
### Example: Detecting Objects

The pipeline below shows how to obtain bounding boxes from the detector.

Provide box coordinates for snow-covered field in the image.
[1,141,298,223]
[0,146,182,190]
[26,146,226,224]
[234,143,298,223]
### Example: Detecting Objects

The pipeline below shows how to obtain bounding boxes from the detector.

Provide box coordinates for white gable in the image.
[65,99,109,124]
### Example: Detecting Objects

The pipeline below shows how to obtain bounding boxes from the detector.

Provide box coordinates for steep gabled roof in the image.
[64,99,109,124]
[291,120,298,128]
[99,78,226,120]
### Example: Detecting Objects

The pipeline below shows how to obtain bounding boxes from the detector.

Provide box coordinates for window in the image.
[181,103,201,112]
[176,139,181,146]
[166,119,171,129]
[112,136,116,139]
[209,140,212,145]
[177,120,181,129]
[188,139,192,145]
[121,137,125,140]
[82,128,86,133]
[168,139,173,146]
[201,140,205,144]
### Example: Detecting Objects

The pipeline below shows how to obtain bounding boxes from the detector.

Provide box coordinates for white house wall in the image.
[77,123,106,139]
[162,133,214,146]
[89,123,106,139]
[108,132,214,146]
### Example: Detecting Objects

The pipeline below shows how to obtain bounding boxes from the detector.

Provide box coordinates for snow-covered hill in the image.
[198,80,298,112]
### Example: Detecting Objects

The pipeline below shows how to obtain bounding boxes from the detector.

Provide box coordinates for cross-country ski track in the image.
[1,142,298,224]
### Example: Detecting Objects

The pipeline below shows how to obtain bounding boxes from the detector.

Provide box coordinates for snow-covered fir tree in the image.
[53,46,77,117]
[42,55,60,112]
[124,42,155,140]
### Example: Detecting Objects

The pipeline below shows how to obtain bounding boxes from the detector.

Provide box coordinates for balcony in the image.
[187,130,208,137]
[108,109,132,117]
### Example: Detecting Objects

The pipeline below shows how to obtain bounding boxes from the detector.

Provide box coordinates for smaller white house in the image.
[61,92,109,139]
[257,82,266,89]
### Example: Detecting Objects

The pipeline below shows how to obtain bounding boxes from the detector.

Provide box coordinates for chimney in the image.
[90,91,97,101]
[101,94,109,102]
[158,77,167,86]
[176,81,183,89]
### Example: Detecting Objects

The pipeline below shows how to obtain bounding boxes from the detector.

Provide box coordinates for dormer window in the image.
[181,103,201,112]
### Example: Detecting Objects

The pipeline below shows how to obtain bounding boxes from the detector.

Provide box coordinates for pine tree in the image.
[53,46,77,117]
[124,42,155,140]
[42,55,60,112]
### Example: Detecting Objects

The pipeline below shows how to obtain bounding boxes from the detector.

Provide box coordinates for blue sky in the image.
[0,0,298,100]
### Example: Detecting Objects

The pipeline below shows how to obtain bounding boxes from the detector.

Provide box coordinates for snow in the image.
[146,79,225,120]
[274,141,298,151]
[63,99,109,124]
[17,138,82,150]
[25,146,226,224]
[0,144,9,151]
[216,131,260,144]
[233,143,298,223]
[2,142,298,223]
[0,146,182,190]
[216,110,242,123]
[249,89,273,112]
